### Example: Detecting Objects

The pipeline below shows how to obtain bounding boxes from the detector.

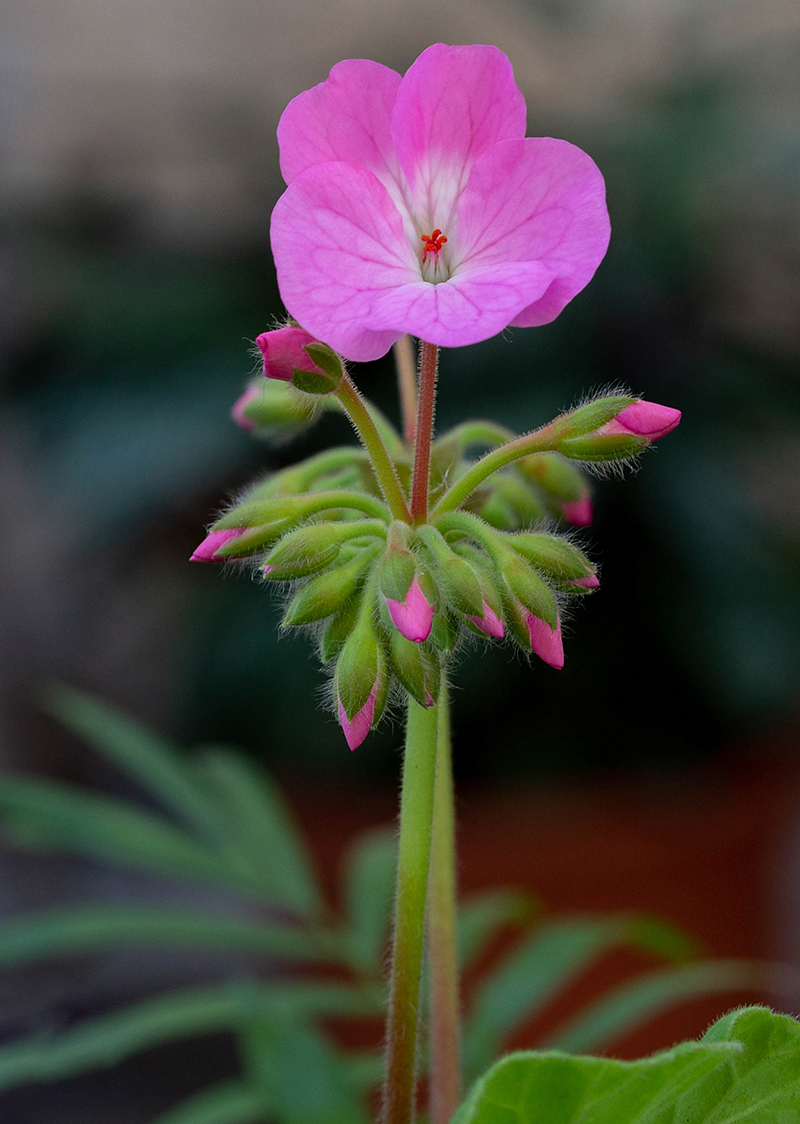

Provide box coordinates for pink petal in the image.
[468,601,504,639]
[270,161,419,362]
[277,59,408,209]
[571,573,599,590]
[526,614,564,669]
[231,386,260,431]
[561,496,593,526]
[392,44,526,231]
[190,528,245,562]
[605,401,682,441]
[256,325,323,382]
[386,577,434,643]
[455,137,609,327]
[337,689,376,751]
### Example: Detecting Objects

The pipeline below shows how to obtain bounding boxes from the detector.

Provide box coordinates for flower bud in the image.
[467,601,504,639]
[282,545,379,627]
[416,526,484,616]
[560,495,593,527]
[517,453,592,523]
[552,394,635,439]
[256,326,343,395]
[495,548,559,631]
[480,473,545,531]
[526,613,564,669]
[602,400,681,441]
[190,528,246,563]
[334,607,387,750]
[389,631,439,708]
[558,399,681,462]
[501,532,595,584]
[377,522,417,603]
[568,573,600,591]
[263,520,386,580]
[386,577,434,643]
[231,377,317,441]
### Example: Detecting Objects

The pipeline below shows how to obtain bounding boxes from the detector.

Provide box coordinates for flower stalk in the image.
[335,373,411,522]
[383,694,439,1124]
[410,341,439,524]
[394,335,418,446]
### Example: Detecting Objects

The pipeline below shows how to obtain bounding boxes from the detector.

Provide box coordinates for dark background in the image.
[2,0,800,1118]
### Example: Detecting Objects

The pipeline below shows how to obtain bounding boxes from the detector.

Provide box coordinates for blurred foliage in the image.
[0,689,762,1123]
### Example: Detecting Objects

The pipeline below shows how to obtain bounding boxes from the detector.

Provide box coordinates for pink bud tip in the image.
[571,573,599,590]
[468,601,504,639]
[609,400,681,441]
[190,528,245,562]
[337,689,376,751]
[526,614,564,669]
[255,325,323,383]
[561,495,593,526]
[386,577,434,643]
[231,386,260,431]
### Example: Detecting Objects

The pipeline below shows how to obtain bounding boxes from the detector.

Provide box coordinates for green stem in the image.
[335,374,411,523]
[394,335,418,446]
[410,342,439,525]
[428,675,461,1124]
[431,425,560,518]
[383,696,439,1124]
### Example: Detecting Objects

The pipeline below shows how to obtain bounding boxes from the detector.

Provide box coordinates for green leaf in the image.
[463,914,696,1079]
[453,1007,800,1124]
[191,747,324,918]
[42,685,225,842]
[0,777,266,897]
[341,827,397,972]
[237,986,368,1124]
[0,981,378,1094]
[0,905,344,971]
[151,1081,266,1124]
[545,960,765,1055]
[457,890,539,971]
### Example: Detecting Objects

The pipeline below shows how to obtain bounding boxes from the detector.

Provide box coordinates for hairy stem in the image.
[394,336,418,446]
[431,424,560,517]
[335,374,411,523]
[410,342,439,524]
[382,696,439,1124]
[428,675,461,1124]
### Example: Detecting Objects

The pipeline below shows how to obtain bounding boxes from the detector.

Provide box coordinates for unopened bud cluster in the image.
[196,327,681,750]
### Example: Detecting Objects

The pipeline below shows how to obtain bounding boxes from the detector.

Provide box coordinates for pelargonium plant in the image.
[191,42,797,1124]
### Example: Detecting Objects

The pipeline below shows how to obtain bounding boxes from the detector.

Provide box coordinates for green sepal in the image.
[282,547,378,627]
[551,394,634,439]
[478,491,517,531]
[263,521,386,580]
[518,453,586,503]
[334,609,387,722]
[501,591,533,649]
[501,533,594,582]
[290,343,343,395]
[378,522,417,602]
[501,553,559,629]
[416,526,484,616]
[449,541,505,620]
[235,378,317,438]
[559,433,646,462]
[389,632,440,708]
[213,519,296,557]
[319,597,361,663]
[428,608,460,652]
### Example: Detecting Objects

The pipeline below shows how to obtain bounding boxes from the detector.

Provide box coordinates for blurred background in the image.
[2,0,800,1118]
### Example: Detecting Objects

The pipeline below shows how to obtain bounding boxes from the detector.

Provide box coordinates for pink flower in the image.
[526,613,564,669]
[337,688,376,751]
[190,528,246,562]
[561,495,593,527]
[256,325,326,382]
[468,601,505,639]
[231,386,260,430]
[570,573,600,590]
[603,401,681,442]
[271,44,610,362]
[386,577,434,643]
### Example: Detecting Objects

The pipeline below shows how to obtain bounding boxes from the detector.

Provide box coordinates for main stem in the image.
[428,675,461,1124]
[410,341,439,524]
[383,696,439,1124]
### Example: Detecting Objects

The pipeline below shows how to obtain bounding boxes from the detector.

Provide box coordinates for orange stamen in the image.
[421,228,448,263]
